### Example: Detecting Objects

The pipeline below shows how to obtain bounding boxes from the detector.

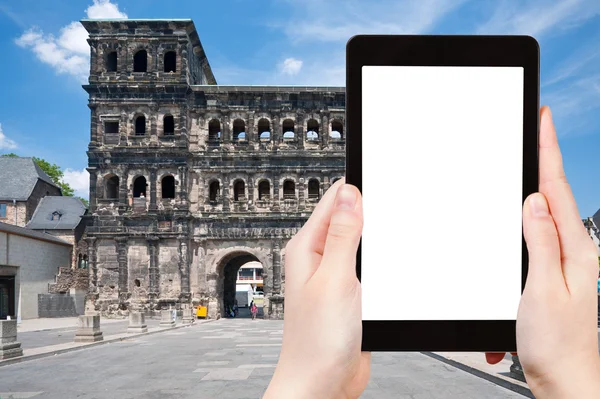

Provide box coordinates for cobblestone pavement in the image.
[1,319,525,399]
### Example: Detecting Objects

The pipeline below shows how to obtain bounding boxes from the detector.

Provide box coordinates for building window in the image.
[234,180,245,201]
[106,175,119,199]
[161,176,175,199]
[233,119,246,141]
[134,50,148,72]
[105,121,119,135]
[164,115,174,136]
[208,119,221,141]
[78,254,88,269]
[331,120,343,139]
[106,51,118,72]
[258,180,270,200]
[0,204,6,218]
[209,181,220,202]
[283,180,295,199]
[307,119,319,141]
[282,119,295,140]
[308,179,320,199]
[133,176,147,198]
[51,211,61,221]
[164,51,176,72]
[258,118,270,141]
[135,116,146,136]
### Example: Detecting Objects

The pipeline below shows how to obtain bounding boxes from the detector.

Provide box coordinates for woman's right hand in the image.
[487,106,600,398]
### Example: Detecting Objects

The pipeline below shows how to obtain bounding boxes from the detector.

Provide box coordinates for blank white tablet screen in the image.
[361,66,523,320]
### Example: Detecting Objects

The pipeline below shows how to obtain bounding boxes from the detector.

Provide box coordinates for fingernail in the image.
[336,185,357,210]
[530,194,548,217]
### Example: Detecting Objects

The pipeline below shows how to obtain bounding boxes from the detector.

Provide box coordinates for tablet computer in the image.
[346,35,539,352]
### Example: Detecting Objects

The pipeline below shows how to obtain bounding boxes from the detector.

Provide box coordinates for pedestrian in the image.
[250,301,258,320]
[263,107,600,399]
[233,299,239,317]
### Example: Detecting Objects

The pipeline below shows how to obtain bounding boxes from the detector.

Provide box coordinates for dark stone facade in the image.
[81,19,345,319]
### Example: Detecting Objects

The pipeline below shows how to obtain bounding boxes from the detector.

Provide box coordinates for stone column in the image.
[323,174,331,192]
[178,235,191,302]
[272,240,282,294]
[223,174,231,212]
[298,177,306,211]
[272,175,280,211]
[247,113,255,144]
[119,110,128,145]
[197,239,208,296]
[180,104,189,140]
[248,175,256,211]
[147,236,160,302]
[222,112,231,144]
[0,320,23,359]
[119,168,129,208]
[150,113,157,139]
[198,176,205,212]
[149,167,158,211]
[321,113,329,148]
[178,166,189,206]
[297,114,305,149]
[115,236,129,302]
[87,168,98,211]
[90,106,99,146]
[272,114,280,146]
[86,237,98,294]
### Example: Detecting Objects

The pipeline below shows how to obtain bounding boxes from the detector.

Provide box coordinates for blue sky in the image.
[0,0,598,217]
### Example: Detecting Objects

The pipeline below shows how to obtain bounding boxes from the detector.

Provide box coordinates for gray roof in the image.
[593,208,600,235]
[26,196,87,230]
[0,157,60,201]
[0,221,71,246]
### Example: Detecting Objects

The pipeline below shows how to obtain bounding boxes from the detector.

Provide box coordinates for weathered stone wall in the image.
[128,240,149,299]
[96,239,119,300]
[48,267,89,293]
[0,201,27,227]
[158,239,180,299]
[27,180,62,223]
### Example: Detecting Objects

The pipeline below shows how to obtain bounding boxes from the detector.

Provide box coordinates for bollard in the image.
[0,319,23,360]
[74,314,103,342]
[159,309,175,328]
[182,308,194,325]
[128,311,148,333]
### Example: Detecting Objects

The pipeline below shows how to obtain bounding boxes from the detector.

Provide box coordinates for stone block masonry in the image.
[74,315,104,342]
[128,311,148,333]
[160,309,176,327]
[0,320,23,360]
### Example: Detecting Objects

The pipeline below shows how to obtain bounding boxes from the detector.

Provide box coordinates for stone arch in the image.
[104,173,120,199]
[208,178,221,202]
[161,174,176,199]
[210,248,271,318]
[133,49,148,72]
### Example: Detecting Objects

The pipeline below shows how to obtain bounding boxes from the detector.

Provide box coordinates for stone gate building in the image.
[81,19,345,319]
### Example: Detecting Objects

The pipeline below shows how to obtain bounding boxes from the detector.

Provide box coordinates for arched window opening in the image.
[258,180,270,200]
[282,119,295,140]
[106,175,119,199]
[106,51,118,72]
[209,181,220,202]
[78,254,83,269]
[133,176,147,198]
[308,179,320,199]
[234,180,245,201]
[134,279,141,287]
[161,175,175,199]
[82,255,88,269]
[135,115,146,136]
[283,180,295,199]
[258,118,270,141]
[133,50,148,72]
[164,115,174,136]
[307,119,319,141]
[164,51,176,73]
[331,120,344,139]
[233,119,246,141]
[208,119,221,141]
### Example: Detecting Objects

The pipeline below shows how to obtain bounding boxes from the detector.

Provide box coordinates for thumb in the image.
[320,184,363,278]
[522,192,564,293]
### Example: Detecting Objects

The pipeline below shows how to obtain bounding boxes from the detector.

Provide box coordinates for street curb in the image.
[0,319,216,368]
[422,352,533,398]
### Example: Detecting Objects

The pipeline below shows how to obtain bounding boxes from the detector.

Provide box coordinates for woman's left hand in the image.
[264,179,371,399]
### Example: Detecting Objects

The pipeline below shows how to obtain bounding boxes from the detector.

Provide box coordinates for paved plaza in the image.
[1,318,526,399]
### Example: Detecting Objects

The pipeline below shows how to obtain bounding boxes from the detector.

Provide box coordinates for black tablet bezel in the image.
[346,35,539,352]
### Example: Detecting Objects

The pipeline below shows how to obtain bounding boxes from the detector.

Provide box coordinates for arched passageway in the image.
[220,253,265,319]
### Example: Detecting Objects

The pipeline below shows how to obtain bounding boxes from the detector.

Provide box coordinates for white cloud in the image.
[15,0,127,83]
[477,0,600,36]
[63,168,90,198]
[280,58,303,76]
[276,0,470,43]
[0,124,18,150]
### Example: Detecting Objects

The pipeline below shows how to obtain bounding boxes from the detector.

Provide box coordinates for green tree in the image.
[1,153,78,198]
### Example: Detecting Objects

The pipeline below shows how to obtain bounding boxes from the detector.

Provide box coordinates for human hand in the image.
[486,106,600,397]
[263,179,370,399]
